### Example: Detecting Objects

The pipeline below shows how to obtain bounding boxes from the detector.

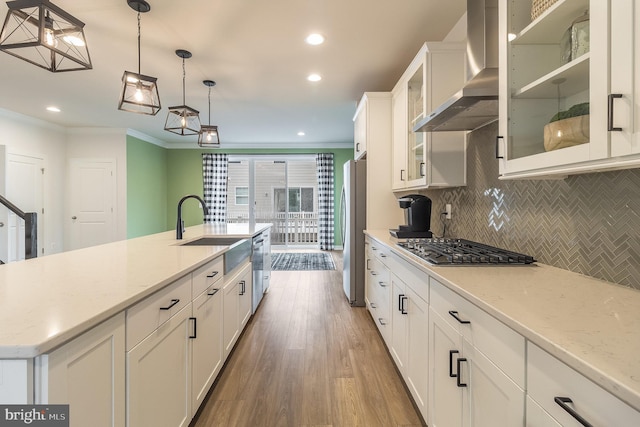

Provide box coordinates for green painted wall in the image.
[166,148,354,246]
[126,136,169,238]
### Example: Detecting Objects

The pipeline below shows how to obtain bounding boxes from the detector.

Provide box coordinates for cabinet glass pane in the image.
[407,63,424,181]
[507,0,590,160]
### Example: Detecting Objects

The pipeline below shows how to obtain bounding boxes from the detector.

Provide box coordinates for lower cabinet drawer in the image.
[527,343,640,426]
[126,274,192,350]
[192,256,223,297]
[430,278,525,388]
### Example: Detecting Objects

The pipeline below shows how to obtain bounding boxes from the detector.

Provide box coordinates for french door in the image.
[226,155,318,248]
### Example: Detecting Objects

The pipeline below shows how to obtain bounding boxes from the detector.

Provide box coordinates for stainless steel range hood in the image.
[413,0,498,132]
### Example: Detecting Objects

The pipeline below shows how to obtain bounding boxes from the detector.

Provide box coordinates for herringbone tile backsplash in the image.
[418,122,640,290]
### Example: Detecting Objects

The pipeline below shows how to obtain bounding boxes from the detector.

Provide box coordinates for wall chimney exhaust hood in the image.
[413,0,498,132]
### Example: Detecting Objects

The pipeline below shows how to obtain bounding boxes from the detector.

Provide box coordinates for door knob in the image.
[71,216,77,220]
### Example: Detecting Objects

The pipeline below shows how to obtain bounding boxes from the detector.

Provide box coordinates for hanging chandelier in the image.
[118,0,160,115]
[164,49,200,136]
[198,80,220,147]
[0,0,91,72]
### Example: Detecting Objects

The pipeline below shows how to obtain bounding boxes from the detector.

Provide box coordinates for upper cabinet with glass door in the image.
[498,0,640,178]
[392,42,467,191]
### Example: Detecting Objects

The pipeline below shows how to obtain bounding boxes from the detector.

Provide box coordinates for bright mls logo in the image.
[0,405,69,427]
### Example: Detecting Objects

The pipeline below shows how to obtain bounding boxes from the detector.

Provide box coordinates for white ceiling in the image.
[0,0,465,147]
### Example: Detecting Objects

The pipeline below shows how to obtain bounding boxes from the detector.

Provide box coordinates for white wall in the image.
[0,109,67,255]
[0,110,129,257]
[65,128,128,247]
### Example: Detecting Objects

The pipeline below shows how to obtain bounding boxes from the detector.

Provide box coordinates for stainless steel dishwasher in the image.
[251,234,265,313]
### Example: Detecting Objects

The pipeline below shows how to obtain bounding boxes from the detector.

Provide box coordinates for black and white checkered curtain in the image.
[316,153,335,250]
[202,153,228,223]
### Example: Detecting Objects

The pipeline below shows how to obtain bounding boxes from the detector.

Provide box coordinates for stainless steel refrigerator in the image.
[340,159,366,306]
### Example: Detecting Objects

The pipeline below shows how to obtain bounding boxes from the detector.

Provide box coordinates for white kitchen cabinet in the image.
[353,100,367,160]
[609,0,640,158]
[223,261,252,359]
[429,279,525,427]
[126,273,193,427]
[527,342,640,426]
[127,304,192,427]
[36,313,125,427]
[390,271,429,419]
[429,307,464,427]
[364,237,392,343]
[190,259,224,413]
[392,42,467,191]
[354,93,402,231]
[498,0,640,178]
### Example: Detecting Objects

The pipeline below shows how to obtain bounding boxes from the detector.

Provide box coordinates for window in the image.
[274,187,314,212]
[235,186,249,205]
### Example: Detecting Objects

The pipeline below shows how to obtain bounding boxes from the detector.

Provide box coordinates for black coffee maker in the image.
[389,194,433,238]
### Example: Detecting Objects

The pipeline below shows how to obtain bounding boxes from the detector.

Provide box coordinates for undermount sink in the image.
[180,237,246,246]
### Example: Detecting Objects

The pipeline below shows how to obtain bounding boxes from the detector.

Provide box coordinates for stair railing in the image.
[0,194,37,260]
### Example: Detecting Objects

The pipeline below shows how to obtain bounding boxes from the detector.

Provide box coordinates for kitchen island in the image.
[365,229,640,425]
[0,223,270,426]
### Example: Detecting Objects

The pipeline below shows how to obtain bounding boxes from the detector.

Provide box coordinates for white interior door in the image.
[69,159,116,250]
[6,153,44,262]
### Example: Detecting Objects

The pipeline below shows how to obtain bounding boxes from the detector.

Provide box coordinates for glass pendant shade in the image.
[198,125,220,147]
[118,0,160,115]
[165,49,200,136]
[0,0,92,72]
[165,105,201,136]
[119,71,161,115]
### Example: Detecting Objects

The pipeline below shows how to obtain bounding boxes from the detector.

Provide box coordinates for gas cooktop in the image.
[397,238,536,266]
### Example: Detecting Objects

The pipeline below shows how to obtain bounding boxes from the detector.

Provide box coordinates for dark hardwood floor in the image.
[192,251,424,427]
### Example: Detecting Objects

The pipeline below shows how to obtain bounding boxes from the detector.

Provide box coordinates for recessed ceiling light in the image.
[305,33,325,45]
[46,106,61,112]
[297,131,305,136]
[307,73,322,82]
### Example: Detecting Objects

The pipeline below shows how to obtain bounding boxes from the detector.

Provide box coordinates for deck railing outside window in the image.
[226,212,318,245]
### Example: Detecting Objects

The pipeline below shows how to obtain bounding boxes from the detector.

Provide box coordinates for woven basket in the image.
[543,115,590,151]
[531,0,558,20]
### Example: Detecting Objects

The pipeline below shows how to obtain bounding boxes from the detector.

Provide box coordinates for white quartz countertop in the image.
[365,229,640,412]
[0,223,271,359]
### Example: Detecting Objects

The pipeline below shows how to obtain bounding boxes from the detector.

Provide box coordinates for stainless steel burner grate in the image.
[397,238,536,265]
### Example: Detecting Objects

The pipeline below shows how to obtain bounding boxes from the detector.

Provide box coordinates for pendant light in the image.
[198,80,220,147]
[164,49,200,136]
[0,0,92,72]
[118,0,160,115]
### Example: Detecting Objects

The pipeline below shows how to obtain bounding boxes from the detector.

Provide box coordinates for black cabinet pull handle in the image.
[189,317,197,339]
[554,397,593,427]
[608,94,623,131]
[206,271,219,278]
[449,350,459,377]
[378,317,387,326]
[398,294,405,312]
[371,271,378,276]
[449,310,471,324]
[380,253,387,258]
[207,288,219,296]
[356,142,361,152]
[419,162,425,177]
[378,281,387,288]
[400,169,406,181]
[370,302,377,309]
[239,280,245,295]
[160,298,180,310]
[495,136,504,159]
[456,358,468,387]
[366,258,371,270]
[400,295,408,314]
